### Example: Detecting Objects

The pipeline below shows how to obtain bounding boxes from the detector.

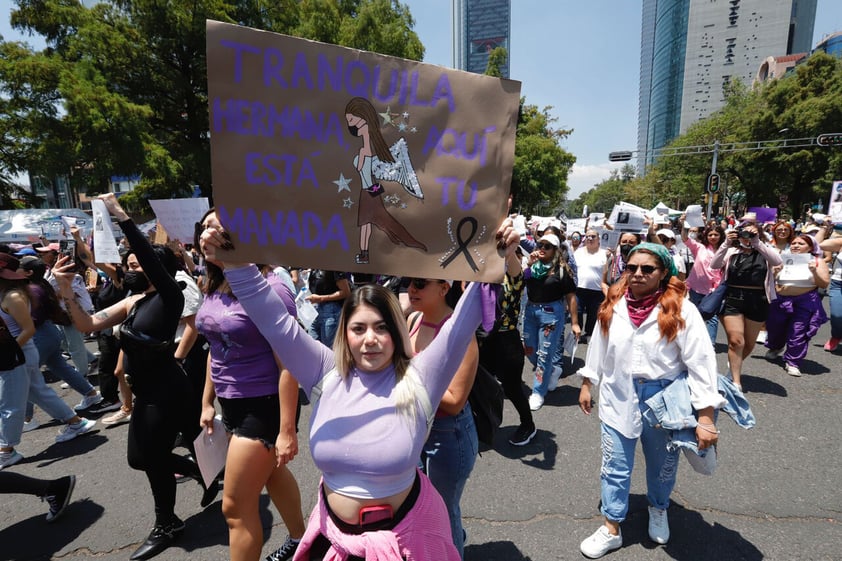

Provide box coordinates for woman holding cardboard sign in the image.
[345,97,427,265]
[200,216,518,561]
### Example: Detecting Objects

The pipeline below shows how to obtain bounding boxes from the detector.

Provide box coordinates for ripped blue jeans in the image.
[522,299,566,397]
[599,379,680,522]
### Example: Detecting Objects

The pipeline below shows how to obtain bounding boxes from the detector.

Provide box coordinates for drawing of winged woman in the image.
[344,97,427,265]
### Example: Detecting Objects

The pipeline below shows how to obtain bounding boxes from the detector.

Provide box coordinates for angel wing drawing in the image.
[371,137,424,199]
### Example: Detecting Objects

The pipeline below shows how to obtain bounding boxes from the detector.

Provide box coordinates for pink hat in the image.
[35,242,60,253]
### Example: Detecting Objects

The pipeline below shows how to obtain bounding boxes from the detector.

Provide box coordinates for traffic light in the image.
[817,133,842,147]
[707,173,720,193]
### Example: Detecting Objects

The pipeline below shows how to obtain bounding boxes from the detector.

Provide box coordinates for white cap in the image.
[655,228,676,240]
[538,234,560,248]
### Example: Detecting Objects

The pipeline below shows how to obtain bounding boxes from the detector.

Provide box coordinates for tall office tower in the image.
[452,0,511,77]
[637,0,816,172]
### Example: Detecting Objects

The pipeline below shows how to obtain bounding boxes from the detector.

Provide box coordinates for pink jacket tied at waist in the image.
[293,470,460,561]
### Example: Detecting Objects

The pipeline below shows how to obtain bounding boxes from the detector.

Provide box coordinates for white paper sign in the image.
[91,200,121,264]
[565,218,587,234]
[588,213,606,228]
[684,205,706,228]
[148,198,210,243]
[777,253,814,285]
[513,215,528,236]
[608,202,647,231]
[598,228,621,250]
[193,415,229,489]
[829,180,842,224]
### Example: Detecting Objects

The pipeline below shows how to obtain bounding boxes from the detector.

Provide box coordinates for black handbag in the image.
[468,364,504,447]
[697,282,728,321]
[0,314,26,371]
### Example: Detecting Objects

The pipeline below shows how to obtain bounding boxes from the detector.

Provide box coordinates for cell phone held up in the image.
[59,239,76,260]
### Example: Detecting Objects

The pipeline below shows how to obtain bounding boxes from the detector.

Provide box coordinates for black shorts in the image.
[219,394,299,449]
[722,287,769,323]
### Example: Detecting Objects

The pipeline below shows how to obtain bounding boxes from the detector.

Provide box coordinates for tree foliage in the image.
[510,101,576,215]
[625,52,842,219]
[0,0,424,212]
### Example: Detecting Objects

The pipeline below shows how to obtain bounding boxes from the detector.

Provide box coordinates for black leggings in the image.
[576,288,605,337]
[0,472,50,497]
[479,329,532,427]
[126,370,201,525]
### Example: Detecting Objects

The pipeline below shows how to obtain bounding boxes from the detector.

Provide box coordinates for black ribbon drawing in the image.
[441,216,478,272]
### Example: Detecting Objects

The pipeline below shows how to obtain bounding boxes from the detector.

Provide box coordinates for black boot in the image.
[200,478,220,508]
[130,517,185,560]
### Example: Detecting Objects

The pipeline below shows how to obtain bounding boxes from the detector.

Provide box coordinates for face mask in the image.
[619,244,634,257]
[347,125,359,137]
[688,232,698,240]
[124,271,150,293]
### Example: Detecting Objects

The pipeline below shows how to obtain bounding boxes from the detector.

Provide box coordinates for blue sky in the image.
[2,1,842,197]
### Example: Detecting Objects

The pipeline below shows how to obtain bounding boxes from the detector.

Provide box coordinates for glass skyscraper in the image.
[637,0,816,173]
[452,0,511,77]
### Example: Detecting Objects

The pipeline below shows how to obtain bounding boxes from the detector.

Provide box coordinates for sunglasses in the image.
[410,278,435,289]
[537,242,556,250]
[625,264,661,275]
[585,235,597,241]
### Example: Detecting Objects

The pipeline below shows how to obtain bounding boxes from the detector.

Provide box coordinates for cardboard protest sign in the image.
[608,202,647,231]
[565,218,587,234]
[149,198,211,243]
[206,21,521,282]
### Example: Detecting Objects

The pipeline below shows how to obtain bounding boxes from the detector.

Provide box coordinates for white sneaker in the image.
[22,418,40,433]
[756,330,767,344]
[60,382,70,389]
[648,506,670,544]
[74,392,103,412]
[528,392,544,411]
[56,419,96,443]
[764,348,783,360]
[785,364,802,377]
[580,526,622,558]
[0,450,24,469]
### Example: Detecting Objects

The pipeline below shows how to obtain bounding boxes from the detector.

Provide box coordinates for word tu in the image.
[435,177,479,211]
[219,206,349,251]
[220,41,456,112]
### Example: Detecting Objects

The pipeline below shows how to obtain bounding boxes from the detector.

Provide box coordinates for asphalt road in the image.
[1,312,840,561]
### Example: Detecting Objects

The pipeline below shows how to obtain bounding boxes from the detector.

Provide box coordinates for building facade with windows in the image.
[452,0,511,77]
[638,0,816,172]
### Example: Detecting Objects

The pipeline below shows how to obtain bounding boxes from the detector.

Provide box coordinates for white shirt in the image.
[573,247,608,291]
[175,270,202,342]
[578,298,725,439]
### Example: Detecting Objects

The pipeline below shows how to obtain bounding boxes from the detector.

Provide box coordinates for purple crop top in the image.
[224,265,482,499]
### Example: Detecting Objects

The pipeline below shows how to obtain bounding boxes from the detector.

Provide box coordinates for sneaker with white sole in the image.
[648,506,670,544]
[764,348,783,360]
[756,330,767,344]
[56,419,96,443]
[22,418,40,433]
[102,408,132,425]
[580,525,622,558]
[45,475,76,523]
[785,364,802,377]
[528,392,544,411]
[74,392,103,412]
[0,450,24,469]
[264,535,300,561]
[509,423,537,446]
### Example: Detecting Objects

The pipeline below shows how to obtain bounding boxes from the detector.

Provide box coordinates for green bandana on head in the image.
[628,242,677,279]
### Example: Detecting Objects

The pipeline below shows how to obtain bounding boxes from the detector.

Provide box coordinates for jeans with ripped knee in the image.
[598,379,680,523]
[522,299,565,398]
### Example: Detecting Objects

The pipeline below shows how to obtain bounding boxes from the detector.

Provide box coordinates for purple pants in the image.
[766,290,828,367]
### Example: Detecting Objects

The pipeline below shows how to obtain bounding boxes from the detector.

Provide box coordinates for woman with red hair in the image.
[577,243,724,559]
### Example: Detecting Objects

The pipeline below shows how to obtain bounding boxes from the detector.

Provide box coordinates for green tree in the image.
[1,0,425,212]
[484,47,507,78]
[510,101,576,215]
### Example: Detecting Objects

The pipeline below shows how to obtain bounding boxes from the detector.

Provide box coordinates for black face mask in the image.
[123,271,150,294]
[620,244,634,257]
[347,125,359,137]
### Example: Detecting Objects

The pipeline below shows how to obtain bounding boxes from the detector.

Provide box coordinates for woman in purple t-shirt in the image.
[195,209,306,561]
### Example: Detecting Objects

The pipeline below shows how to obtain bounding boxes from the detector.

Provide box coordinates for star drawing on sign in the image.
[410,126,417,133]
[402,112,409,119]
[398,122,407,132]
[333,173,352,193]
[379,106,394,126]
[343,197,354,208]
